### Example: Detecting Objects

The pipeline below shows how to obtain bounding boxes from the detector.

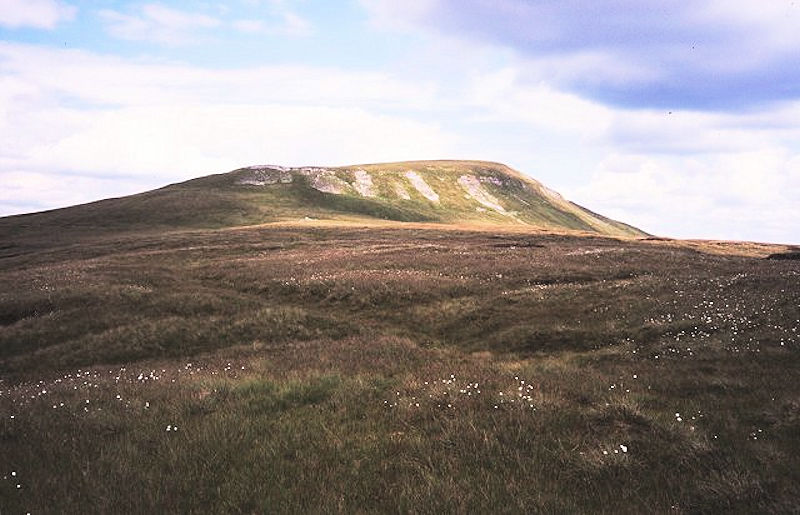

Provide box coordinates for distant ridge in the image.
[0,160,647,240]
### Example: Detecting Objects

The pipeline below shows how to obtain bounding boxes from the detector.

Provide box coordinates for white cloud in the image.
[0,170,145,215]
[0,43,454,216]
[248,0,313,36]
[277,11,312,36]
[415,36,800,243]
[359,0,436,29]
[572,146,800,243]
[232,11,311,36]
[699,0,800,56]
[98,2,311,45]
[461,67,613,138]
[0,42,439,109]
[435,44,800,243]
[362,0,800,110]
[19,104,453,177]
[0,0,76,29]
[0,104,454,216]
[1,38,798,244]
[99,3,221,45]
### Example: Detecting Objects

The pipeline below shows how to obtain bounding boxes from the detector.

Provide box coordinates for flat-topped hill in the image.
[0,160,646,243]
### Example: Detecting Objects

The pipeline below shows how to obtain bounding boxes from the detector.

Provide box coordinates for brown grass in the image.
[1,222,799,512]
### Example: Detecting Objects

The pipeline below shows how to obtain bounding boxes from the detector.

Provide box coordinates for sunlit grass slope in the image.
[0,161,646,245]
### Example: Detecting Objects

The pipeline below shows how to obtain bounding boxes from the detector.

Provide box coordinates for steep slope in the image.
[0,160,647,244]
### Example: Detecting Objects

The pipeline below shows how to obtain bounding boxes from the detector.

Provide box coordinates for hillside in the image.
[5,162,800,513]
[0,161,646,244]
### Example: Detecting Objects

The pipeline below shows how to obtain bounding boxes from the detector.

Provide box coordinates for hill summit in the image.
[1,160,646,238]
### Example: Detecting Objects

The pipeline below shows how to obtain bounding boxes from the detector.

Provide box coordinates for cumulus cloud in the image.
[0,170,145,215]
[99,3,221,45]
[4,104,453,176]
[357,0,800,243]
[0,42,438,109]
[1,23,798,243]
[235,0,313,35]
[231,12,311,36]
[567,144,800,242]
[0,0,76,29]
[460,67,613,138]
[0,104,453,216]
[0,43,454,216]
[99,2,312,45]
[362,0,800,110]
[427,48,800,242]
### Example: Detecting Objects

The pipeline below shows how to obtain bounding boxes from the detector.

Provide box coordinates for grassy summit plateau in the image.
[0,160,646,241]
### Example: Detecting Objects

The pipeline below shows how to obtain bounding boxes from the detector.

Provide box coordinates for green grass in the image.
[1,223,799,512]
[3,339,799,512]
[0,161,647,250]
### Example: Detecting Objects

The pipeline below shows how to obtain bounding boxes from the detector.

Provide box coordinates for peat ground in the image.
[1,224,799,512]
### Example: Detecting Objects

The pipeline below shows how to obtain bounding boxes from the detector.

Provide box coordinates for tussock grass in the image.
[1,224,799,512]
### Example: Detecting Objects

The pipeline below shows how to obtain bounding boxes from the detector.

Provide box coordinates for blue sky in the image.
[1,0,798,243]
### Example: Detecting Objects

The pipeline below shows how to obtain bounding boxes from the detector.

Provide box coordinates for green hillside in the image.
[0,161,646,242]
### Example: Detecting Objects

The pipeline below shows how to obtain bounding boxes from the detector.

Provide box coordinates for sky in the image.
[1,0,798,243]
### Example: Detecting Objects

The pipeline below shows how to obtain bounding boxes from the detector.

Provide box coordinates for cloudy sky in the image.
[1,0,798,243]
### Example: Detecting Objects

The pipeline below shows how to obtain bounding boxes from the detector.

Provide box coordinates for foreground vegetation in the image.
[1,223,799,512]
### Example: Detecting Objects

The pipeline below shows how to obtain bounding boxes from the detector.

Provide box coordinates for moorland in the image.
[1,161,799,513]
